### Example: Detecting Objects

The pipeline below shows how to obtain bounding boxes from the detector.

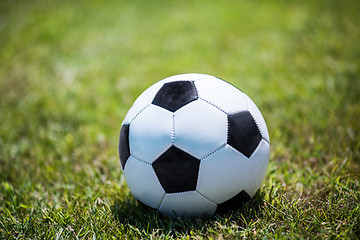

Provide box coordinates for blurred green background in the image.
[1,0,359,238]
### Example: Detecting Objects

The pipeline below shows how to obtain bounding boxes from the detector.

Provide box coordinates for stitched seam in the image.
[198,97,227,115]
[130,104,151,124]
[156,191,166,210]
[148,163,167,209]
[131,154,152,166]
[171,113,175,144]
[175,145,200,160]
[164,190,197,196]
[196,159,202,190]
[262,139,270,148]
[195,158,218,205]
[191,80,199,99]
[129,155,165,208]
[200,144,227,161]
[159,195,166,210]
[250,111,262,136]
[227,144,248,159]
[244,95,270,145]
[227,115,230,143]
[197,144,227,191]
[249,139,263,158]
[259,139,270,153]
[248,110,267,145]
[196,190,218,205]
[262,136,270,146]
[129,158,167,209]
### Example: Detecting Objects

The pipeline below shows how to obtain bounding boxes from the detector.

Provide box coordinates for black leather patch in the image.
[152,81,198,112]
[216,190,251,213]
[152,146,200,193]
[119,124,130,169]
[227,111,261,158]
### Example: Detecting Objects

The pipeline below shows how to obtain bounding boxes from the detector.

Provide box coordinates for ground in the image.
[0,0,359,239]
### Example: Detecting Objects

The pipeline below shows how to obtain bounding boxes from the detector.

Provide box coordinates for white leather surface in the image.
[197,140,269,203]
[160,73,212,84]
[123,155,165,209]
[244,139,270,197]
[197,144,249,204]
[129,104,173,164]
[173,100,227,159]
[122,81,164,125]
[243,93,270,144]
[159,191,216,218]
[195,77,248,114]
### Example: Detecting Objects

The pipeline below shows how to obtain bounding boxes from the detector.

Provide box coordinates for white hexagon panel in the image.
[129,104,173,164]
[195,77,248,114]
[123,156,165,209]
[159,191,217,218]
[173,99,228,159]
[197,145,249,204]
[197,140,270,204]
[242,139,270,197]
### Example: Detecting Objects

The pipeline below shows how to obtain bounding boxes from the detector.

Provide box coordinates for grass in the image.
[0,0,359,238]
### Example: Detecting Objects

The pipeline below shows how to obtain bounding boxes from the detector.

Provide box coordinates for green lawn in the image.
[1,0,359,238]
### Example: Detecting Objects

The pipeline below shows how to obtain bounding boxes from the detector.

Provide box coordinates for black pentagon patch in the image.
[227,111,262,158]
[216,190,251,213]
[152,146,200,193]
[119,124,130,169]
[152,81,198,112]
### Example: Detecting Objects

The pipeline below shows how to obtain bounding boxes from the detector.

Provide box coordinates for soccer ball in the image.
[119,73,270,218]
